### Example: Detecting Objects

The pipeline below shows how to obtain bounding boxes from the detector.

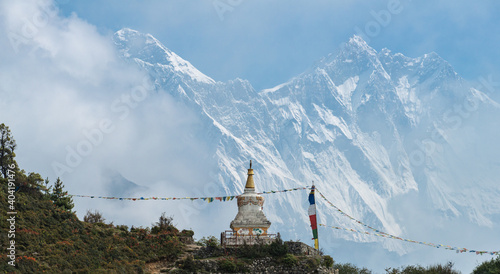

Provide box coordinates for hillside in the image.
[0,176,187,272]
[0,169,338,273]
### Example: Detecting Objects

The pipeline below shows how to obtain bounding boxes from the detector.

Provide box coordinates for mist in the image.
[0,0,233,240]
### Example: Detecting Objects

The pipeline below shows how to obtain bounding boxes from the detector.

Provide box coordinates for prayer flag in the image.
[308,185,319,250]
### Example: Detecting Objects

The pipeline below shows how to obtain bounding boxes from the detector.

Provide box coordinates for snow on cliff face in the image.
[114,28,215,85]
[112,29,500,252]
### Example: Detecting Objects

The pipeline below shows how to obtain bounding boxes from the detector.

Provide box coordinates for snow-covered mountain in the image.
[112,28,500,254]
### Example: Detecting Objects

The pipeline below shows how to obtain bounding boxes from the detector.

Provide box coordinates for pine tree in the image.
[43,177,52,197]
[50,177,74,211]
[0,123,17,178]
[27,172,44,188]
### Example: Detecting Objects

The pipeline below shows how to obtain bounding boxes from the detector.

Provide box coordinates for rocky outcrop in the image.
[146,237,334,273]
[286,241,321,256]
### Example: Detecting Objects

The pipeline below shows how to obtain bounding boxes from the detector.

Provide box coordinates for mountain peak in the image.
[349,35,368,46]
[115,27,140,40]
[345,35,377,56]
[313,35,379,71]
[113,28,215,84]
[114,28,163,50]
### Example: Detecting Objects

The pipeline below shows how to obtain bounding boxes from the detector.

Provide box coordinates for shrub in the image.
[238,242,267,259]
[323,255,334,268]
[198,236,220,248]
[335,262,372,274]
[426,262,459,274]
[218,257,246,273]
[16,256,39,273]
[305,256,321,269]
[83,209,105,224]
[386,261,459,274]
[281,253,298,267]
[180,229,194,237]
[179,255,198,272]
[116,225,129,232]
[268,238,288,257]
[151,213,178,234]
[474,256,500,274]
[219,257,237,272]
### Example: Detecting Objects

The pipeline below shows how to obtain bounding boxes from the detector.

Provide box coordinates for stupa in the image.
[221,161,274,246]
[230,160,271,236]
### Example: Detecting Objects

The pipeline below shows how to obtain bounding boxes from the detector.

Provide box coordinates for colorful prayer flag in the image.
[308,185,319,250]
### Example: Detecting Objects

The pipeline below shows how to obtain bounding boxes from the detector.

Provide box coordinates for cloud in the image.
[0,0,226,235]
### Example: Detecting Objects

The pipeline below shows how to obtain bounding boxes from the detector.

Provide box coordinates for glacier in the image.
[111,28,500,270]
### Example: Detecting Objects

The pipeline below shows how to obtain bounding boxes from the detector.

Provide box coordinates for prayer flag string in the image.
[315,188,500,255]
[315,188,393,237]
[67,186,309,202]
[318,224,500,255]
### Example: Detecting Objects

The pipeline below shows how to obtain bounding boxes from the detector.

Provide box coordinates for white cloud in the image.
[0,0,221,234]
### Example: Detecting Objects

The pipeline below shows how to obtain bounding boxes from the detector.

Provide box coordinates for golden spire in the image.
[245,160,255,189]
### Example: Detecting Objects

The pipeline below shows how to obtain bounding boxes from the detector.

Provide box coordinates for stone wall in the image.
[179,235,194,244]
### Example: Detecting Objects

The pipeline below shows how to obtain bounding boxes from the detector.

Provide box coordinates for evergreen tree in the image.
[43,177,52,197]
[27,172,44,188]
[50,177,74,211]
[474,256,500,274]
[0,123,17,178]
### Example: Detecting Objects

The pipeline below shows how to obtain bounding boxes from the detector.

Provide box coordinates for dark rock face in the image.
[286,241,321,256]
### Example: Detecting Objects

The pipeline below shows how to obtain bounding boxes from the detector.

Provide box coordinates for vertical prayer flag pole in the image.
[308,183,319,250]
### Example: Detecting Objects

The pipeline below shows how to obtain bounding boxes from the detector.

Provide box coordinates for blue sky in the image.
[57,0,500,91]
